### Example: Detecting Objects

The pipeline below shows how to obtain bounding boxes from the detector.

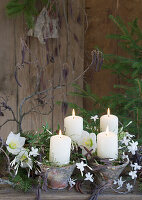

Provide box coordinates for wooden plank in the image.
[67,0,84,113]
[52,0,68,131]
[15,15,33,133]
[53,0,84,131]
[0,0,17,139]
[26,37,53,132]
[0,188,141,200]
[17,10,54,132]
[84,0,119,110]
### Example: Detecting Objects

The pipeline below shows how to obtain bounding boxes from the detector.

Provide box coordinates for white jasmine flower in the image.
[113,177,125,189]
[29,147,39,157]
[76,161,87,176]
[122,152,129,161]
[84,172,94,182]
[79,131,97,155]
[6,132,26,155]
[113,180,118,185]
[68,178,76,188]
[129,171,137,179]
[90,115,99,122]
[130,163,141,171]
[126,132,134,138]
[126,183,133,192]
[128,141,138,155]
[117,176,126,189]
[121,136,130,146]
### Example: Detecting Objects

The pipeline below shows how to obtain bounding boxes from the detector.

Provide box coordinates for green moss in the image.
[9,168,38,192]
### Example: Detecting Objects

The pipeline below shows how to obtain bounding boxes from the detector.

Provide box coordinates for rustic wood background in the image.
[0,0,84,138]
[0,0,142,138]
[84,0,142,110]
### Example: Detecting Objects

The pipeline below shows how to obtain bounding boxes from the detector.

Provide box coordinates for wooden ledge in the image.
[0,187,141,200]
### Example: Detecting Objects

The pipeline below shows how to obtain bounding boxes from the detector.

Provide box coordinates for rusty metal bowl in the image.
[93,160,129,186]
[41,163,76,189]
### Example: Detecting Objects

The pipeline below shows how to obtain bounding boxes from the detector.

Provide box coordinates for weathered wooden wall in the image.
[0,0,84,138]
[1,0,142,139]
[84,0,142,110]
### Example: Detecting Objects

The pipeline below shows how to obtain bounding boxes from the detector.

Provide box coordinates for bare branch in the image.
[0,119,17,129]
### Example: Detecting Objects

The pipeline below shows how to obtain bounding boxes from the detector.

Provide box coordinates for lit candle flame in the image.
[107,108,110,116]
[72,109,75,117]
[59,129,62,136]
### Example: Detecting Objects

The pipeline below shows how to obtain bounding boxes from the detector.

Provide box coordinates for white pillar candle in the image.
[97,127,118,159]
[64,109,83,143]
[100,108,118,134]
[49,130,71,166]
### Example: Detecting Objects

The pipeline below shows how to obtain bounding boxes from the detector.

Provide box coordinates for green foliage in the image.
[9,168,37,192]
[6,0,54,28]
[69,16,142,140]
[104,15,142,139]
[23,123,54,158]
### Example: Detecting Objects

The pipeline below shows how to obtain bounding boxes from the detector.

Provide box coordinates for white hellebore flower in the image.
[129,171,137,179]
[126,183,133,192]
[6,132,26,155]
[68,178,76,188]
[128,141,138,155]
[117,176,126,189]
[76,161,87,176]
[79,131,97,155]
[16,148,33,170]
[130,163,141,171]
[29,147,39,157]
[84,172,94,182]
[90,115,99,122]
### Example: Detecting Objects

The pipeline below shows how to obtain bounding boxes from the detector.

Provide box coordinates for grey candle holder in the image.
[40,163,76,189]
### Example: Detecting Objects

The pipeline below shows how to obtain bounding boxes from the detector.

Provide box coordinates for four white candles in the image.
[97,127,118,159]
[64,109,83,143]
[100,108,118,134]
[49,130,71,166]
